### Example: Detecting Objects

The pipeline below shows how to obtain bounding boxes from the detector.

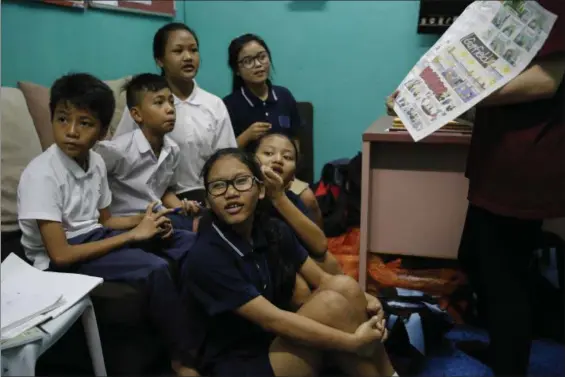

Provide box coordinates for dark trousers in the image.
[458,204,542,376]
[50,227,198,365]
[167,213,195,232]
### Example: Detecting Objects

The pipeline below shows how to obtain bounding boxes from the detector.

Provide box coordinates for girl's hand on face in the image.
[261,165,285,200]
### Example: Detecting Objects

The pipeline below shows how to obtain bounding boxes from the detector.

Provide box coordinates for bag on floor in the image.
[367,254,477,325]
[381,288,454,374]
[312,153,362,237]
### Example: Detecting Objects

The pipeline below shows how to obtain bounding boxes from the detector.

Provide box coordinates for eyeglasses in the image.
[206,175,259,197]
[238,51,270,69]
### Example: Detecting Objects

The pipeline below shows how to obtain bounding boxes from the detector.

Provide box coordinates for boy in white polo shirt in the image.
[96,73,198,232]
[17,73,198,375]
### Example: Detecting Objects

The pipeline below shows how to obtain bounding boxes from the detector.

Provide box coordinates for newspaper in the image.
[393,0,557,142]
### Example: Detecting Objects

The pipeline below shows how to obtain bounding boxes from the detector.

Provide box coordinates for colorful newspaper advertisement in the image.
[393,0,557,142]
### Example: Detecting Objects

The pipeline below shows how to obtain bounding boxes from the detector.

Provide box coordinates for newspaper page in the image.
[393,0,557,142]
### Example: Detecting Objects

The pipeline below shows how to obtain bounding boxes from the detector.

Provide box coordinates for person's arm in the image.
[236,295,361,353]
[479,54,565,107]
[38,219,136,266]
[263,167,327,257]
[298,257,334,289]
[237,132,253,148]
[271,193,328,257]
[39,203,171,266]
[162,191,184,209]
[299,188,324,229]
[98,208,143,230]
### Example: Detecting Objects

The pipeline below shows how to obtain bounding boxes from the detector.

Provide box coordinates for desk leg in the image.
[81,304,107,376]
[359,141,372,291]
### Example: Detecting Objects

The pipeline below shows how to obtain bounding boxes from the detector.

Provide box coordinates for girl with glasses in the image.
[180,148,397,377]
[223,34,301,152]
[223,33,314,216]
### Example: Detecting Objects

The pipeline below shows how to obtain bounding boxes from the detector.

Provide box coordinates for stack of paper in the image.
[1,254,103,341]
[0,327,44,350]
[1,288,65,335]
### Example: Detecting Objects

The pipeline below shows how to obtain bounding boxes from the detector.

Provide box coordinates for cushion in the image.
[17,76,130,148]
[104,76,130,140]
[1,88,43,231]
[17,81,52,150]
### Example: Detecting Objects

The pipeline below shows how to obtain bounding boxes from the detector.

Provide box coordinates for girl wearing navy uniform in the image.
[181,148,397,377]
[223,34,301,152]
[254,132,341,276]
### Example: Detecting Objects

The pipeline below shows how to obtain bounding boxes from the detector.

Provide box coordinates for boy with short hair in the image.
[96,73,197,231]
[17,73,197,375]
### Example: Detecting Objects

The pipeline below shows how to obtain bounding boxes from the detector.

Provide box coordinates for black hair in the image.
[153,22,199,76]
[123,73,169,109]
[49,73,115,135]
[200,148,296,309]
[253,131,301,169]
[228,33,273,92]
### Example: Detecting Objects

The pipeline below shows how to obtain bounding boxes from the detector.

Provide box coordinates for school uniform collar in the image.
[133,128,174,157]
[52,144,95,179]
[240,81,278,108]
[210,218,269,258]
[173,80,204,106]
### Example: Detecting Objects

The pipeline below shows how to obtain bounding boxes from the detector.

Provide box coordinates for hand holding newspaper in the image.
[392,0,558,141]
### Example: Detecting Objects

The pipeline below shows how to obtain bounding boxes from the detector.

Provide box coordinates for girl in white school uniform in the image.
[113,23,237,203]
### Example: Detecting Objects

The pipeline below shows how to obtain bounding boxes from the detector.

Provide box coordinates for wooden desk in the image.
[358,116,472,289]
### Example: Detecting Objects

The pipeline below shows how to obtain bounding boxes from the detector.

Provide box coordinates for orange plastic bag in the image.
[367,254,473,324]
[328,228,361,279]
[367,254,467,296]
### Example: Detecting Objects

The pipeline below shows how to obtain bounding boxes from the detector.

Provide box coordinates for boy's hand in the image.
[178,199,202,216]
[386,90,399,116]
[130,202,173,242]
[261,165,285,200]
[160,220,174,239]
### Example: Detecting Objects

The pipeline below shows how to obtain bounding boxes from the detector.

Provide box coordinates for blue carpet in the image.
[416,326,565,377]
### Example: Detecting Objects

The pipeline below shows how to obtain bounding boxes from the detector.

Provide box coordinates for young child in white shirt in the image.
[96,73,199,231]
[17,73,198,376]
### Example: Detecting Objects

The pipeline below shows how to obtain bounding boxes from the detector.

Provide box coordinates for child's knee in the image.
[302,290,356,329]
[312,290,350,317]
[321,275,366,308]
